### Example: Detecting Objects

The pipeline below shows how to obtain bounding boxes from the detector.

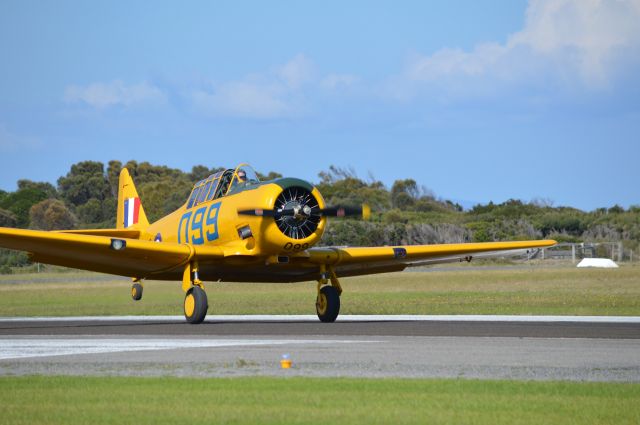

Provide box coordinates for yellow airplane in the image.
[0,164,556,324]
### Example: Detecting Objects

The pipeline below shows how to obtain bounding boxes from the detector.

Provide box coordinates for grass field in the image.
[2,268,639,424]
[0,376,638,425]
[1,265,639,316]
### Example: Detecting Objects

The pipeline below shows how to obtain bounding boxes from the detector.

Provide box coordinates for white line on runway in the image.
[0,338,373,360]
[1,315,639,323]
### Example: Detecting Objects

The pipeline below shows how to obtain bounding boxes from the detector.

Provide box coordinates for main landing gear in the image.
[132,263,341,325]
[184,285,208,324]
[316,266,342,323]
[182,261,208,324]
[131,281,143,301]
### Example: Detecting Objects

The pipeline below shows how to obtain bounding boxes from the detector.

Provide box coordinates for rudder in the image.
[117,168,150,230]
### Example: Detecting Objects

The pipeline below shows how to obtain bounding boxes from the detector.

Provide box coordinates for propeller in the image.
[238,204,370,220]
[237,186,369,239]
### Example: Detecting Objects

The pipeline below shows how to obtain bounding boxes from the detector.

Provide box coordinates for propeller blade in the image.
[237,208,279,217]
[316,204,371,220]
[238,208,304,218]
[238,208,299,218]
[238,204,370,220]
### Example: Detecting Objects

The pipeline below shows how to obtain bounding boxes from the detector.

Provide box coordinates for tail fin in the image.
[117,168,150,230]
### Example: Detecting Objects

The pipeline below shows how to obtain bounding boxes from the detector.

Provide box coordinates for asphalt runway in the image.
[2,316,640,338]
[1,315,639,381]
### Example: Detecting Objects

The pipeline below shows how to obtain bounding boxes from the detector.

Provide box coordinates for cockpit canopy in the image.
[186,164,260,209]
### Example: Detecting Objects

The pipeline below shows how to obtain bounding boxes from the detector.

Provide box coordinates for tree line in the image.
[1,160,638,271]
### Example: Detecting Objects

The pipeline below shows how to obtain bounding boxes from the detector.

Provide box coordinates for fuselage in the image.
[141,177,327,268]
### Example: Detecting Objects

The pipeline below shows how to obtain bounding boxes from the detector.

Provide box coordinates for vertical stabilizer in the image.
[116,168,150,230]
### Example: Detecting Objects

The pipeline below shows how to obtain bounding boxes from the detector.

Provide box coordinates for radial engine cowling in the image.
[236,179,327,254]
[274,186,323,240]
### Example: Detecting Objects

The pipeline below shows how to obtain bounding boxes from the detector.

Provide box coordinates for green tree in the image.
[608,205,625,214]
[17,180,57,198]
[383,209,408,224]
[124,161,193,185]
[29,199,77,230]
[0,208,17,227]
[0,248,30,269]
[317,166,390,211]
[57,161,111,206]
[257,171,283,181]
[189,165,212,182]
[393,192,415,209]
[0,187,51,227]
[139,179,192,222]
[391,179,419,208]
[106,160,122,197]
[76,198,114,225]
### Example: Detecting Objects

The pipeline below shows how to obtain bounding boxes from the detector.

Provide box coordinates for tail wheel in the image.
[316,285,340,323]
[131,283,143,301]
[184,286,208,324]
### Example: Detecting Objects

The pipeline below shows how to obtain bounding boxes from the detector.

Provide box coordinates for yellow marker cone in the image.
[280,354,292,369]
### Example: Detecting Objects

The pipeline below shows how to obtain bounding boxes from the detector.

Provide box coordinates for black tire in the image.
[131,283,143,301]
[184,286,208,324]
[316,285,340,323]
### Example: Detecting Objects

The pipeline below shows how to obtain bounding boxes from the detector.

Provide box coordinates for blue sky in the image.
[1,0,639,211]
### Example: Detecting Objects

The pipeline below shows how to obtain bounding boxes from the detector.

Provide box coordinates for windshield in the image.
[228,164,260,193]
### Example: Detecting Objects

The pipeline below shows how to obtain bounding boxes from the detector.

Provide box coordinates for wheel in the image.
[316,285,340,323]
[184,286,208,324]
[131,283,143,301]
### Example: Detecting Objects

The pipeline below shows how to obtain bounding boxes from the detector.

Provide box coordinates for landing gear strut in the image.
[316,265,342,323]
[182,261,208,324]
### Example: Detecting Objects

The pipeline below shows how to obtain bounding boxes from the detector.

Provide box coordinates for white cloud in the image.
[62,56,358,120]
[189,55,318,119]
[191,79,292,119]
[406,0,640,90]
[64,80,166,109]
[277,54,315,88]
[59,56,361,120]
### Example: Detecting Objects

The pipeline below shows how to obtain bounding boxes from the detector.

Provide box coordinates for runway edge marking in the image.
[1,315,640,323]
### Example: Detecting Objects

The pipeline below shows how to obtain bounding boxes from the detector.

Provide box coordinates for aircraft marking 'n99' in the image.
[0,163,556,324]
[177,203,221,244]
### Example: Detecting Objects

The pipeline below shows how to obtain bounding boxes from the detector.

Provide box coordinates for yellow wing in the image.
[0,227,223,278]
[57,228,141,239]
[305,240,556,277]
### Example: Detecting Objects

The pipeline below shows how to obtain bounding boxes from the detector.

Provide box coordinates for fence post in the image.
[618,242,623,262]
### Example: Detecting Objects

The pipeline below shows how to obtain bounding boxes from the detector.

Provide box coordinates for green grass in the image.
[0,376,638,425]
[1,265,640,316]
